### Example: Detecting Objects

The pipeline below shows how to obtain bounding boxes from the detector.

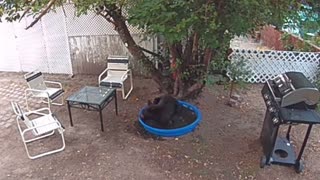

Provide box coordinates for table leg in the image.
[114,90,118,115]
[67,101,73,126]
[99,105,104,132]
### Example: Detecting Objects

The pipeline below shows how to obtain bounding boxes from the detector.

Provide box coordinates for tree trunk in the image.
[110,12,174,93]
[229,81,235,98]
[107,8,205,98]
[169,44,179,95]
[192,33,199,63]
[204,47,213,67]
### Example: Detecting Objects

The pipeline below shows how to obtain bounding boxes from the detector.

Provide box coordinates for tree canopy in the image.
[1,0,319,98]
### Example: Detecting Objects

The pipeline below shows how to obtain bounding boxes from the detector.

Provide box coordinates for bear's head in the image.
[140,106,157,121]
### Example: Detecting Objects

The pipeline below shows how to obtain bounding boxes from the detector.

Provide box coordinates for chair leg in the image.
[122,74,133,100]
[22,130,55,158]
[121,85,126,99]
[25,90,51,111]
[18,121,32,158]
[25,91,30,111]
[39,97,51,110]
[23,139,33,159]
[28,96,50,111]
[23,129,65,159]
[128,73,133,95]
[51,94,64,106]
[24,130,55,143]
[47,97,51,110]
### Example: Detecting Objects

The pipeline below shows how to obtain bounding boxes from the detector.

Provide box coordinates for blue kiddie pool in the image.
[139,100,202,137]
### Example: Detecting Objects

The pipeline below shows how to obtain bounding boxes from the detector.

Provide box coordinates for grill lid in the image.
[274,72,320,107]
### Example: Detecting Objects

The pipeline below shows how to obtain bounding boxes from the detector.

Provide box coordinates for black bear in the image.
[141,95,178,128]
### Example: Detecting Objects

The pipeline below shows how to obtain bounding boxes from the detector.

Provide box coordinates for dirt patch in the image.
[1,72,320,180]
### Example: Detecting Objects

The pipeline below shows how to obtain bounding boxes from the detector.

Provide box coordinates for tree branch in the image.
[138,46,163,59]
[181,82,205,99]
[183,33,194,64]
[192,32,199,62]
[25,0,57,29]
[99,12,116,25]
[61,2,67,17]
[94,7,116,25]
[19,0,37,22]
[204,47,213,66]
[173,77,180,96]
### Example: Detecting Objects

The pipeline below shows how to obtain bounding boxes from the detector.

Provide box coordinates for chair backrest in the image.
[24,71,47,90]
[107,56,129,70]
[11,102,33,128]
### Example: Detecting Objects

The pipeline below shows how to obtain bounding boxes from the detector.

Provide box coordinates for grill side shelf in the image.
[280,108,320,124]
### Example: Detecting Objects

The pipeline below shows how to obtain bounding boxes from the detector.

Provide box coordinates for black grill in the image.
[259,71,320,173]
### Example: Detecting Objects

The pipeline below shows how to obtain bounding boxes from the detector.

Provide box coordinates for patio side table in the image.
[66,86,118,131]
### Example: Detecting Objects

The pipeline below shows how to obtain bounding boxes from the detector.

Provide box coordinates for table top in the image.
[66,86,115,105]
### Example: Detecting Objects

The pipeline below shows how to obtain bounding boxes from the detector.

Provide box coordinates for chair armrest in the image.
[121,70,130,81]
[99,68,111,84]
[11,102,21,116]
[44,81,63,89]
[25,88,50,97]
[25,108,52,116]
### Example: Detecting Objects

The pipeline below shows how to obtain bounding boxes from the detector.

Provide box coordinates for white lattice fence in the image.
[229,49,320,83]
[64,3,142,36]
[63,3,156,74]
[0,22,20,72]
[14,16,49,73]
[0,4,154,75]
[0,7,73,74]
[42,7,72,74]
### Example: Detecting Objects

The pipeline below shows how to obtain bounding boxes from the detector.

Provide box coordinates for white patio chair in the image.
[24,71,64,110]
[11,102,65,159]
[98,56,133,99]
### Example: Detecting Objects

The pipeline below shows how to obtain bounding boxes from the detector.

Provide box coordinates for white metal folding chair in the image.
[24,71,64,110]
[11,102,65,159]
[99,56,133,99]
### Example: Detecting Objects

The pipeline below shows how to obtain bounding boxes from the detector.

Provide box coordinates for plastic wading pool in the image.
[139,100,202,137]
